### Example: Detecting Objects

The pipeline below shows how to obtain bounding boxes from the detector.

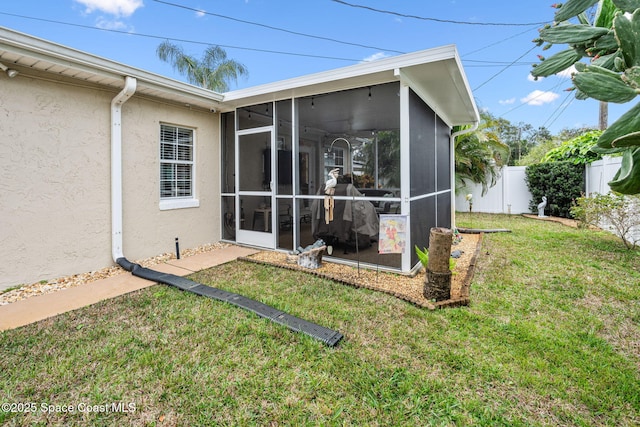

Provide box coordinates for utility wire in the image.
[464,59,534,67]
[152,0,406,54]
[472,45,538,91]
[543,91,576,129]
[0,12,363,62]
[462,26,542,57]
[499,78,567,117]
[331,0,548,26]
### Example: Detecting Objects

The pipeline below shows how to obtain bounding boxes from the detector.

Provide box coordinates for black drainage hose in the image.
[457,227,512,234]
[116,257,343,347]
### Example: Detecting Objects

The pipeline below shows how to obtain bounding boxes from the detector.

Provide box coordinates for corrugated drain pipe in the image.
[109,77,342,346]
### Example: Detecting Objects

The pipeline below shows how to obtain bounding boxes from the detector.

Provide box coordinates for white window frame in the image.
[159,123,199,211]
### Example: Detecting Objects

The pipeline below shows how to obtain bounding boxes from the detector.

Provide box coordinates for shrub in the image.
[571,193,640,250]
[525,161,584,218]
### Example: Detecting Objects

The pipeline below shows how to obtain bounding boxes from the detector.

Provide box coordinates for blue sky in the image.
[0,0,628,134]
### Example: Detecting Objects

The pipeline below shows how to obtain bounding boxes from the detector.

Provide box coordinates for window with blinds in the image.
[160,124,194,199]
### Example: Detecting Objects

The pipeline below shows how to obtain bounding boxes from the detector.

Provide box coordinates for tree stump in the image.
[423,227,452,301]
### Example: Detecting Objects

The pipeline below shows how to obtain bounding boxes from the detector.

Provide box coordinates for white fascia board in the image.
[222,45,459,103]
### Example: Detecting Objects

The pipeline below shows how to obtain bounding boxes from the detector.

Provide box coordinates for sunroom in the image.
[219,45,478,273]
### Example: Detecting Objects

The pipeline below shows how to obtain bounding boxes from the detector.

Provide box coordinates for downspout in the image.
[111,76,137,265]
[450,121,479,229]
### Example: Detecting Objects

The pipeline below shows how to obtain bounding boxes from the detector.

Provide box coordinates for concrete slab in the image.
[0,245,259,331]
[167,245,258,272]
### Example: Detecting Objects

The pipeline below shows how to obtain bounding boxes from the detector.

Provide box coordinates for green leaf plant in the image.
[532,0,640,194]
[414,246,457,272]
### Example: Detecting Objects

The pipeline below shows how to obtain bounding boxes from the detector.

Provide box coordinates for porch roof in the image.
[222,45,479,128]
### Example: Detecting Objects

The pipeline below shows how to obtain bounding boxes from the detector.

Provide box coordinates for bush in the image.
[525,161,584,218]
[571,193,640,250]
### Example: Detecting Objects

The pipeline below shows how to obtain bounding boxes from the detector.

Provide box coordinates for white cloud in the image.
[195,9,206,18]
[499,98,516,105]
[74,0,143,17]
[527,73,540,82]
[95,17,129,30]
[556,64,577,78]
[521,90,560,106]
[362,52,388,62]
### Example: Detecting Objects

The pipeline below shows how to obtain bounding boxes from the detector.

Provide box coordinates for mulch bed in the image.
[239,233,483,310]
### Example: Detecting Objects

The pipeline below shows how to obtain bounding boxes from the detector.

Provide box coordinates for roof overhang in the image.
[223,45,479,127]
[0,26,224,111]
[0,26,478,127]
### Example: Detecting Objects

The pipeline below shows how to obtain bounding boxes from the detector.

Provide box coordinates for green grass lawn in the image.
[1,214,639,426]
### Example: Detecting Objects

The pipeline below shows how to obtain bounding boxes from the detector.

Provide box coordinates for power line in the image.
[152,0,406,54]
[472,45,538,91]
[331,0,548,26]
[461,27,540,57]
[0,12,364,62]
[464,59,534,67]
[543,91,576,129]
[499,78,567,117]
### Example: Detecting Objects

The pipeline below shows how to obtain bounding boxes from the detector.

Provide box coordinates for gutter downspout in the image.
[111,76,137,264]
[450,121,479,229]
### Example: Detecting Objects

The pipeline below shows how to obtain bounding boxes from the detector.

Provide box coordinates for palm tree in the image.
[454,113,510,196]
[156,41,248,92]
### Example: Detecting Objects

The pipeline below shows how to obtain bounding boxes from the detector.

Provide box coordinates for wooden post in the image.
[423,227,452,301]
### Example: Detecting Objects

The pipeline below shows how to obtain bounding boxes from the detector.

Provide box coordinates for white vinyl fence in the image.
[455,166,532,214]
[455,156,623,214]
[456,156,638,245]
[584,156,623,195]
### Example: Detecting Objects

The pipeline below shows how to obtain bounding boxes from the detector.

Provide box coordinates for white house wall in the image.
[0,74,219,289]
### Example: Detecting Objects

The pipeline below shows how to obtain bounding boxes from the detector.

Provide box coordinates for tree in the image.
[156,41,248,92]
[531,0,640,194]
[541,130,604,164]
[482,112,552,165]
[454,112,511,195]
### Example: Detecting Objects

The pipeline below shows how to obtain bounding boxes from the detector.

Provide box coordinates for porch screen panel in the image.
[409,89,436,197]
[276,99,293,195]
[437,192,452,229]
[410,196,437,267]
[436,116,451,192]
[222,196,236,241]
[221,112,236,194]
[237,102,273,130]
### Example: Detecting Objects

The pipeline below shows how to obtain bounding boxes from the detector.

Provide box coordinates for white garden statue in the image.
[324,168,339,224]
[537,196,547,217]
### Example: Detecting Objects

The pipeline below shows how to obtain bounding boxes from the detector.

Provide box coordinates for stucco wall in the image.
[121,97,219,262]
[0,75,220,289]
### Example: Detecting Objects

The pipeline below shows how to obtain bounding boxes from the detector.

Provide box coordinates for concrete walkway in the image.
[0,245,258,331]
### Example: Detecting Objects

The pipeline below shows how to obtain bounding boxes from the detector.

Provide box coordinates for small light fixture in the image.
[311,97,315,109]
[0,62,18,78]
[368,86,372,100]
